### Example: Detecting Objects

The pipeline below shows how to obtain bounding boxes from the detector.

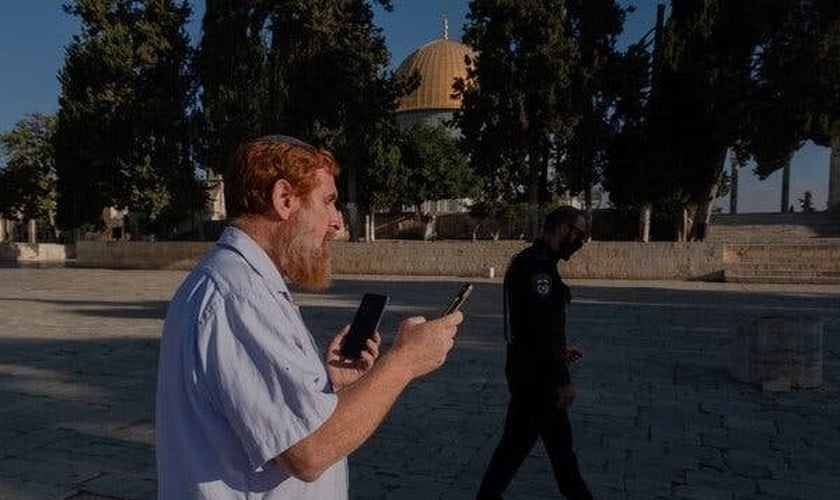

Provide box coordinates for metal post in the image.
[829,136,840,212]
[781,164,791,213]
[729,151,739,214]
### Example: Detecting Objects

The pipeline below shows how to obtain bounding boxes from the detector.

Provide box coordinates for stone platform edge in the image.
[56,240,728,281]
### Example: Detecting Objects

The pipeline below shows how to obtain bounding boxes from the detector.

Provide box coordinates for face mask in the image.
[556,226,586,258]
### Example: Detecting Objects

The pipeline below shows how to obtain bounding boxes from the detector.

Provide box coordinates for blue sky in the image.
[0,1,831,212]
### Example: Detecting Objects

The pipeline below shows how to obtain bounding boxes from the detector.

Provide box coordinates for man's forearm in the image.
[277,351,414,481]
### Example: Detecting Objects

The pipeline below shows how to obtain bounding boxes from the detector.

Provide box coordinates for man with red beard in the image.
[156,135,463,500]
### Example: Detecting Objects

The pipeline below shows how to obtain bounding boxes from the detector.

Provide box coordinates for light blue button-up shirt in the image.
[156,226,346,499]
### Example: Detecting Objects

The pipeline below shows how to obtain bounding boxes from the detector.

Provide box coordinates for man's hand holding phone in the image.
[388,283,472,379]
[327,327,381,393]
[389,311,463,380]
[327,293,388,392]
[330,284,470,387]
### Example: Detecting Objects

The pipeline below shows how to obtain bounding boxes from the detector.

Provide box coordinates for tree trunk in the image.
[691,182,718,241]
[675,207,689,242]
[638,203,651,242]
[690,150,727,241]
[422,212,437,241]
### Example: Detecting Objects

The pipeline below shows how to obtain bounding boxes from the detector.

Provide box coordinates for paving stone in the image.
[1,269,839,499]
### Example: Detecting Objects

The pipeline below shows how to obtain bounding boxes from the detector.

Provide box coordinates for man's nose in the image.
[330,208,343,232]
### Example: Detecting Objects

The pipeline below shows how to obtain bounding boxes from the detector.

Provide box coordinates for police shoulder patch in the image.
[532,273,552,296]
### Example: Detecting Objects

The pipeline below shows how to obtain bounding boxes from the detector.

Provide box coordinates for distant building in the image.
[393,22,476,215]
[394,31,475,132]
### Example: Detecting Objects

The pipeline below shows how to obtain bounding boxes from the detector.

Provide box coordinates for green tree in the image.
[54,0,198,237]
[601,36,659,240]
[132,0,202,237]
[194,0,265,179]
[456,0,578,238]
[798,190,815,213]
[737,0,840,189]
[196,1,408,240]
[558,0,625,212]
[265,0,408,240]
[603,5,695,241]
[456,0,624,238]
[397,122,477,212]
[0,113,58,229]
[649,0,792,239]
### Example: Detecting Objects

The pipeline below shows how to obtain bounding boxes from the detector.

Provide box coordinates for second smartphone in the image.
[340,293,389,358]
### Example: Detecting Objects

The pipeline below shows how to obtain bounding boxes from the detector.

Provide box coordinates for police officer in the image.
[477,206,592,500]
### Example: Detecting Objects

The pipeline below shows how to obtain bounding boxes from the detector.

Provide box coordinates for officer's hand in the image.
[558,383,576,407]
[565,346,583,364]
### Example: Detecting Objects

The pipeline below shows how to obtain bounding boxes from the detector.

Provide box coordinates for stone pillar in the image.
[829,136,840,212]
[0,217,5,242]
[730,314,823,391]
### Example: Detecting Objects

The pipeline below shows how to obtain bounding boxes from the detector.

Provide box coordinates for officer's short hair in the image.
[543,206,587,234]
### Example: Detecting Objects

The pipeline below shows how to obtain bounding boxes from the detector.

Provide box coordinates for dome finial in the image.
[441,12,449,40]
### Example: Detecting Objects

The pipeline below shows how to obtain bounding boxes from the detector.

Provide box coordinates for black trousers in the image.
[476,393,592,500]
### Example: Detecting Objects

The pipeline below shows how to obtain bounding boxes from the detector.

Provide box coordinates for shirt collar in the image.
[217,225,291,297]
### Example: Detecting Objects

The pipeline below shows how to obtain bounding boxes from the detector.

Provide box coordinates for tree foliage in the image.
[738,0,840,179]
[648,1,786,236]
[456,0,575,232]
[604,1,840,239]
[196,0,409,239]
[395,123,478,212]
[456,0,624,237]
[0,114,58,224]
[558,0,625,209]
[19,0,839,243]
[54,0,199,236]
[194,0,266,178]
[601,40,655,210]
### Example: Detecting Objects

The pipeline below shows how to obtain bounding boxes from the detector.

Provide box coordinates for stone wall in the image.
[70,239,725,280]
[0,243,72,263]
[75,241,213,270]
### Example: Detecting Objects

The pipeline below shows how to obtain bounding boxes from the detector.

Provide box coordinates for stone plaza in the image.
[0,267,838,499]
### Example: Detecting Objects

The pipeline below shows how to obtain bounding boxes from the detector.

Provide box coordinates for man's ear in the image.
[271,179,299,221]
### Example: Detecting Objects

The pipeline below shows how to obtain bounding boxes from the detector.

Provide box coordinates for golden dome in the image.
[395,39,475,113]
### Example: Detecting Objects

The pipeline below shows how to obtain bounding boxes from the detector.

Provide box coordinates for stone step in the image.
[721,239,840,283]
[723,242,840,262]
[723,271,840,285]
[725,263,840,275]
[708,212,840,242]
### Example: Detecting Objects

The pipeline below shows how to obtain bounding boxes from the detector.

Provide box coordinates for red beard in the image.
[272,211,332,291]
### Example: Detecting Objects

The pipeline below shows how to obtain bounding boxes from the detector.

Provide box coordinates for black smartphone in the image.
[441,283,473,316]
[340,293,389,358]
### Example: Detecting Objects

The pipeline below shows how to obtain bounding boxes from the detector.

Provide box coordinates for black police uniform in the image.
[477,239,592,500]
